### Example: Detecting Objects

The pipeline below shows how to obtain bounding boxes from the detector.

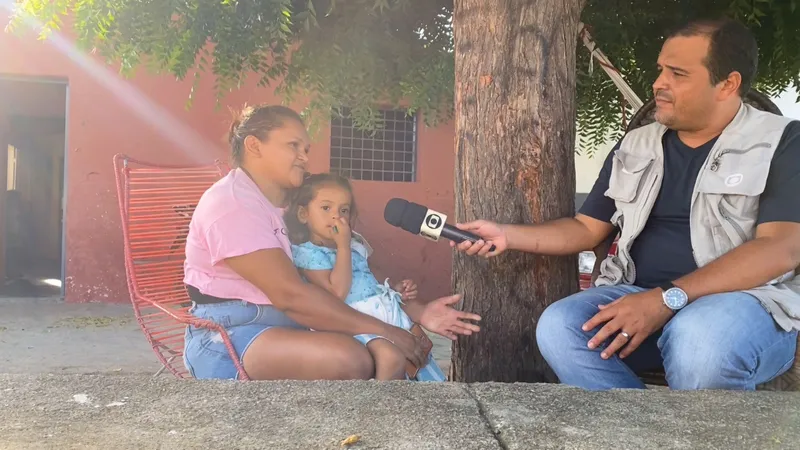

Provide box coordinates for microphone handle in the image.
[441,225,497,252]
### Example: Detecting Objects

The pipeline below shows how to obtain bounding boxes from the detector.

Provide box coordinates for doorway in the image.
[0,76,67,298]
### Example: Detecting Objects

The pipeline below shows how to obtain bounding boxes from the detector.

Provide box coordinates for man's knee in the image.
[536,297,590,357]
[661,312,748,390]
[664,347,731,389]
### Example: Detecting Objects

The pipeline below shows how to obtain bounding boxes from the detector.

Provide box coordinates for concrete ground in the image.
[4,298,800,449]
[0,297,162,375]
[2,374,799,449]
[0,297,453,376]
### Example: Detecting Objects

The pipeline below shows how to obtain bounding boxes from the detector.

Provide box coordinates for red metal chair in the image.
[113,154,250,380]
[578,240,618,290]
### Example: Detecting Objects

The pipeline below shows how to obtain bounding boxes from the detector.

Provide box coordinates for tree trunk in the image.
[451,0,586,383]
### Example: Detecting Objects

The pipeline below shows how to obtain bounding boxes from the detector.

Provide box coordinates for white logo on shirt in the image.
[724,173,743,187]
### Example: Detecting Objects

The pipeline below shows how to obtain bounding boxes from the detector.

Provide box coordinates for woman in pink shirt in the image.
[183,104,480,380]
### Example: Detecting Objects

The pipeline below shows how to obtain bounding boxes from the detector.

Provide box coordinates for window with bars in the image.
[330,108,417,182]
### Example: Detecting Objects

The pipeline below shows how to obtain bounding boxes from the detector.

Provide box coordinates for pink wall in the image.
[0,15,455,303]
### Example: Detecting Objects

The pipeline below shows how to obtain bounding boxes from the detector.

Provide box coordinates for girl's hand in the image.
[394,279,418,301]
[331,217,351,249]
[419,295,481,340]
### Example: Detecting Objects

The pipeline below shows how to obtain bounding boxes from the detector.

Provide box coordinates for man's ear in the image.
[717,71,742,100]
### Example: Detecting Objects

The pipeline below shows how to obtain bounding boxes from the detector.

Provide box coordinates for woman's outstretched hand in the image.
[419,294,481,340]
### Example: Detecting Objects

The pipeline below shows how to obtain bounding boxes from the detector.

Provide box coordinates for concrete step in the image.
[1,374,798,449]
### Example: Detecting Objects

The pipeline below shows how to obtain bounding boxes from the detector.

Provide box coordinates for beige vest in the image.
[596,103,800,332]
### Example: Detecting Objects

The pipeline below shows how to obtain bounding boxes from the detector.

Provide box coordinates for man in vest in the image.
[453,18,799,390]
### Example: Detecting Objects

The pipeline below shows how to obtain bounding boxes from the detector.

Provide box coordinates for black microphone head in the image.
[384,198,427,234]
[384,198,408,226]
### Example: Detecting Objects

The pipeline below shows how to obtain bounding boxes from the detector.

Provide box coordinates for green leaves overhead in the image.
[9,0,800,153]
[577,0,800,154]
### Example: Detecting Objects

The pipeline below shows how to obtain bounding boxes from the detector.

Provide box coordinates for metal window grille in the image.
[330,108,417,182]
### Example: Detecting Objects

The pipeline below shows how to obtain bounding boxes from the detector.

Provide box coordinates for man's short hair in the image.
[668,18,758,96]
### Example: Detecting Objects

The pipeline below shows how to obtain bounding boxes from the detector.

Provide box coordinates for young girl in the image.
[184,104,478,381]
[285,173,449,381]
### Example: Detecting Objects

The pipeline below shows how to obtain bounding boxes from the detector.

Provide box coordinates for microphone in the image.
[383,198,496,252]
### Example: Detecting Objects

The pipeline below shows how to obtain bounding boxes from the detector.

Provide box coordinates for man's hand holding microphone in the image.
[384,198,504,255]
[382,197,517,258]
[448,220,510,258]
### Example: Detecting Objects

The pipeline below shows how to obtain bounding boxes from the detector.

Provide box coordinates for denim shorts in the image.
[183,300,307,380]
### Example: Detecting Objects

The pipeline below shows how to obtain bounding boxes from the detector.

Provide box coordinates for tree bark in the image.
[451,0,586,383]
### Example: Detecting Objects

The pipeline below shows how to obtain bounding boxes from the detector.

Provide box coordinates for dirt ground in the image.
[0,297,453,376]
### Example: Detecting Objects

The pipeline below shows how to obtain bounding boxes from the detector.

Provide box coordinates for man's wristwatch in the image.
[659,281,688,311]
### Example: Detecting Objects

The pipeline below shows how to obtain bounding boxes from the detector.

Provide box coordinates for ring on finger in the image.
[620,331,630,339]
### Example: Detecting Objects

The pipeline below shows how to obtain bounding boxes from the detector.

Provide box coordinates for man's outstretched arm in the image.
[503,214,616,255]
[453,144,621,258]
[504,145,620,255]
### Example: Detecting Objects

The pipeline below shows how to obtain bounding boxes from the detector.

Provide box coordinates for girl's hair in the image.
[284,173,358,244]
[227,104,304,166]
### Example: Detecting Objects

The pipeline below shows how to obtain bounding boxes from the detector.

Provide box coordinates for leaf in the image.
[12,0,800,157]
[340,434,360,447]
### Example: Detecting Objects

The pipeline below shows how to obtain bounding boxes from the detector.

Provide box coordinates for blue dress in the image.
[291,235,446,382]
[291,238,381,305]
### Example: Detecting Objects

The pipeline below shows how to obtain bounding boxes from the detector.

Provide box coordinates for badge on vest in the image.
[724,173,744,187]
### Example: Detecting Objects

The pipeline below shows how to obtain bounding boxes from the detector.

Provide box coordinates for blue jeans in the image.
[184,300,307,380]
[536,285,798,390]
[184,299,448,382]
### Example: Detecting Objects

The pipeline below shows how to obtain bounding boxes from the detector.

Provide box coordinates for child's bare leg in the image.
[366,339,407,380]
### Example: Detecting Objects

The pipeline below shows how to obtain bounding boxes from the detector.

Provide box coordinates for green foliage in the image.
[577,0,800,155]
[9,0,800,152]
[8,0,453,133]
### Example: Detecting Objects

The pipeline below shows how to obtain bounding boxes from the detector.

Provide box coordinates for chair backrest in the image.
[113,154,228,378]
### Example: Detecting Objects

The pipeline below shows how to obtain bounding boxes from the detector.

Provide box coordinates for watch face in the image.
[663,287,688,309]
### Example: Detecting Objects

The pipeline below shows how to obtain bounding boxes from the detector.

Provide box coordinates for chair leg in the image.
[154,356,178,377]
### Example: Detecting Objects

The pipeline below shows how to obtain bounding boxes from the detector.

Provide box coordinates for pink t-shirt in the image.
[184,168,291,305]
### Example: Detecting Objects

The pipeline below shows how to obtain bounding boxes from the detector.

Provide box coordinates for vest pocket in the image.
[718,201,749,243]
[697,160,767,242]
[605,151,654,203]
[696,160,770,197]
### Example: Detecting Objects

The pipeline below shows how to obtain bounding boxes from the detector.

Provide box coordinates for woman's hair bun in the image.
[227,106,244,145]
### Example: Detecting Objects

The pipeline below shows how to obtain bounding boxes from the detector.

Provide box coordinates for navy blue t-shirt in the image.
[579,121,800,289]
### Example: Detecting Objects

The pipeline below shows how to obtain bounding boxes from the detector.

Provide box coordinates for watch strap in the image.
[659,281,676,292]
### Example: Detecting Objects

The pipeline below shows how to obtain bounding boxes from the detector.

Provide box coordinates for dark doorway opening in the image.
[0,76,67,298]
